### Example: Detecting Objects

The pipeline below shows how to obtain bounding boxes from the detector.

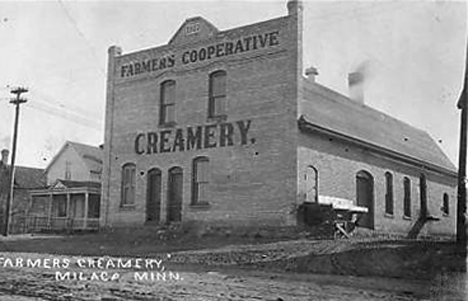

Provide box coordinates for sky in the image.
[0,0,466,170]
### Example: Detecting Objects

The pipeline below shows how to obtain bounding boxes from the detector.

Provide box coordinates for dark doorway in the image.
[356,170,374,229]
[167,167,183,223]
[146,168,162,223]
[419,173,427,219]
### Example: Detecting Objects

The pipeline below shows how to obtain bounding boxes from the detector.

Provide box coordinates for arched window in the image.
[442,193,449,215]
[160,80,176,125]
[304,165,318,203]
[403,177,411,218]
[208,71,227,118]
[121,163,136,205]
[385,172,393,215]
[356,170,374,229]
[192,157,210,205]
[419,173,427,218]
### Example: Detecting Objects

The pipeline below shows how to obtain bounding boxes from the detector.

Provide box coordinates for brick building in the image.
[101,0,457,236]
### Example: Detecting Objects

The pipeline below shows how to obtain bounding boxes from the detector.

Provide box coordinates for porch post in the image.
[47,193,52,229]
[84,192,89,229]
[66,193,71,229]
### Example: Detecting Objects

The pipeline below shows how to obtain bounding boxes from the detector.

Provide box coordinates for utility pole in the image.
[457,32,468,247]
[3,87,28,236]
[457,92,467,247]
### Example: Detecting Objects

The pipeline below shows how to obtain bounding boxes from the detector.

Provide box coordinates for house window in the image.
[90,170,101,181]
[53,195,67,218]
[192,157,209,205]
[65,161,71,180]
[403,177,411,218]
[442,193,449,215]
[121,163,136,206]
[88,194,101,218]
[160,80,176,125]
[208,70,227,118]
[385,172,393,215]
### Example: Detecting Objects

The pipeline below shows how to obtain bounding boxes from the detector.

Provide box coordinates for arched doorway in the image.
[305,166,318,203]
[356,170,374,229]
[146,168,162,223]
[167,167,183,223]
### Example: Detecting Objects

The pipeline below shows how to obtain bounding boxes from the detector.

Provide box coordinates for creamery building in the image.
[101,0,457,237]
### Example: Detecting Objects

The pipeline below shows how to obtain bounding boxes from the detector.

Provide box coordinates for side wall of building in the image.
[297,131,457,237]
[47,147,90,185]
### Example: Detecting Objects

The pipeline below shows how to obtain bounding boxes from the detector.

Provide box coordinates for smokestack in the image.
[305,67,319,82]
[348,72,364,104]
[1,149,9,166]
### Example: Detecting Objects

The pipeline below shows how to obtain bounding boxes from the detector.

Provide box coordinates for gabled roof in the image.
[168,16,219,45]
[69,141,103,173]
[45,141,103,174]
[14,166,46,189]
[300,80,456,175]
[52,179,101,190]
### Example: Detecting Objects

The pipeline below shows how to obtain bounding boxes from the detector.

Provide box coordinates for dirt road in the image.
[0,252,436,301]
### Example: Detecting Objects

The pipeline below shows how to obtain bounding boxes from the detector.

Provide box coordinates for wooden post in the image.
[457,101,467,246]
[84,192,89,229]
[47,193,53,230]
[66,193,71,229]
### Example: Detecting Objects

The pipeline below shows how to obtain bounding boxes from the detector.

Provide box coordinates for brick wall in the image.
[102,6,302,227]
[297,131,457,236]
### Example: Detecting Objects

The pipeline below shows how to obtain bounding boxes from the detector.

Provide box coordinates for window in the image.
[385,172,393,215]
[192,157,210,205]
[88,194,101,218]
[53,195,67,217]
[65,161,71,180]
[305,165,318,203]
[403,177,411,218]
[90,170,101,181]
[208,71,227,118]
[160,80,176,125]
[442,193,449,215]
[121,163,136,205]
[419,173,427,218]
[57,200,67,217]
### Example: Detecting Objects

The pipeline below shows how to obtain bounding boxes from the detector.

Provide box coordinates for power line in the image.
[56,0,106,78]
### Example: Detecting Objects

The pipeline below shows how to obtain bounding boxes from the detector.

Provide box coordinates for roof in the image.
[300,80,457,175]
[14,166,46,189]
[69,141,103,173]
[45,141,103,174]
[54,179,101,189]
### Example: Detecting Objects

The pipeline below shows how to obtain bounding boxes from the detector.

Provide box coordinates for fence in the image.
[8,214,100,234]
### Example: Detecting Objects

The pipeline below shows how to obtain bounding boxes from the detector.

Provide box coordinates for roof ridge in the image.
[300,81,456,172]
[304,81,429,136]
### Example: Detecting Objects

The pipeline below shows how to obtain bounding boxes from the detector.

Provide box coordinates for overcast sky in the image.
[0,0,466,169]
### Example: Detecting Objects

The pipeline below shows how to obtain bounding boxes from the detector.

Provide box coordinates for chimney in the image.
[1,149,9,166]
[305,67,319,82]
[287,0,303,16]
[348,72,364,104]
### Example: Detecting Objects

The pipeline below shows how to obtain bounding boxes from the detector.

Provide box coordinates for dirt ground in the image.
[0,252,433,301]
[0,230,465,301]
